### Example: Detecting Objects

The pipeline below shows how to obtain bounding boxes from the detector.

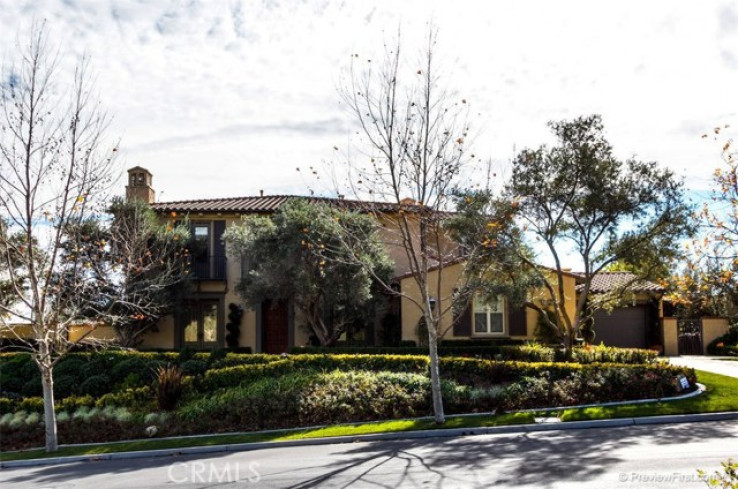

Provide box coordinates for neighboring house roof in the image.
[576,271,664,294]
[150,195,428,214]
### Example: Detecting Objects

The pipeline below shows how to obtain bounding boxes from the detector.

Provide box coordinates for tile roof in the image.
[149,195,410,214]
[576,271,664,294]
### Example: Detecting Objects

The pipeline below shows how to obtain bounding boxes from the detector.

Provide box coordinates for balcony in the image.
[191,255,227,281]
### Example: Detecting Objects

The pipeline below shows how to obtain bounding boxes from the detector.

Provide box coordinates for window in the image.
[194,225,210,240]
[473,295,505,335]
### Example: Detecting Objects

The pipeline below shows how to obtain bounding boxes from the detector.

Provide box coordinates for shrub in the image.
[110,356,159,388]
[79,375,112,397]
[0,354,36,395]
[156,365,183,411]
[297,371,432,425]
[95,387,154,411]
[180,359,208,377]
[207,348,228,365]
[286,346,655,364]
[566,345,659,364]
[21,378,42,397]
[208,353,281,369]
[53,375,78,398]
[202,360,297,391]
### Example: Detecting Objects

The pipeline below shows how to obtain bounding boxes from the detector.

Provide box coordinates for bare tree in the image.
[0,24,118,452]
[329,28,511,424]
[58,197,192,348]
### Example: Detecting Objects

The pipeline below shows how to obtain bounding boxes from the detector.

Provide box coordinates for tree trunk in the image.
[427,321,445,424]
[41,364,58,452]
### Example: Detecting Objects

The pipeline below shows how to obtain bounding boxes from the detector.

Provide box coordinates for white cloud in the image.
[0,0,735,202]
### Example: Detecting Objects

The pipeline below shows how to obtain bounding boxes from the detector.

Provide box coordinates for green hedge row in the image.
[200,354,692,391]
[288,345,659,364]
[201,354,430,391]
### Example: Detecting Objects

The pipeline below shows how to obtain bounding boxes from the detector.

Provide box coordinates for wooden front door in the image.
[262,300,289,354]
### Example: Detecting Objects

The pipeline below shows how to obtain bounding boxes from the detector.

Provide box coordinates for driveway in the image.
[668,355,738,378]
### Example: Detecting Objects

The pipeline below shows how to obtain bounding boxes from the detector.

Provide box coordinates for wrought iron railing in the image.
[191,255,227,280]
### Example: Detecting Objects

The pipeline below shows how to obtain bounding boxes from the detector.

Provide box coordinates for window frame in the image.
[472,294,507,337]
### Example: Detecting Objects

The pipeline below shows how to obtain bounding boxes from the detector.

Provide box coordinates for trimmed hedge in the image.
[437,357,695,387]
[200,354,691,392]
[288,345,659,364]
[200,355,431,391]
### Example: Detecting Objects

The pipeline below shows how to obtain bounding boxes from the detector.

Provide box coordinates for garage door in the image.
[592,306,647,348]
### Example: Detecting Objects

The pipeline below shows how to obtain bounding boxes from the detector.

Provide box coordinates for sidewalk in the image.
[668,356,738,378]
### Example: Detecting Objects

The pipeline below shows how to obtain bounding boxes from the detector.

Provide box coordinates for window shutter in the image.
[213,221,227,279]
[453,302,472,337]
[213,221,226,257]
[508,304,528,336]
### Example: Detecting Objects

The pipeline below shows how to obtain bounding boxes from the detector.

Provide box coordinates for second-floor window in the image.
[473,295,505,335]
[191,221,226,280]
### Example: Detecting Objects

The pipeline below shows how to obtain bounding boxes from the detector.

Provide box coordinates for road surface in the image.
[2,420,737,488]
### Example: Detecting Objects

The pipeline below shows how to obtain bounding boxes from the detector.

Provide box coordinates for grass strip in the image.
[0,412,533,462]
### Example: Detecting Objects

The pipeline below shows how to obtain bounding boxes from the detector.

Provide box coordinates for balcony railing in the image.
[191,255,227,280]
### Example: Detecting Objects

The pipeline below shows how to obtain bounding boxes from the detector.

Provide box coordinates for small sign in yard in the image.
[677,375,690,391]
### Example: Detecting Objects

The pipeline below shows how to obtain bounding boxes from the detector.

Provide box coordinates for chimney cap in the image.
[127,166,152,175]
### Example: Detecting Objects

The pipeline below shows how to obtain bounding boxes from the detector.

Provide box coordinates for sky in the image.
[0,0,736,205]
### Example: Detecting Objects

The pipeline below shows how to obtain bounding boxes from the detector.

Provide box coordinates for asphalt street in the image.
[2,420,737,488]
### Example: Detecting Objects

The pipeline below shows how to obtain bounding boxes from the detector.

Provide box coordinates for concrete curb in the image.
[3,410,737,469]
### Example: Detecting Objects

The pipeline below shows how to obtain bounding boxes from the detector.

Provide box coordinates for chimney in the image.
[260,189,264,197]
[125,166,155,204]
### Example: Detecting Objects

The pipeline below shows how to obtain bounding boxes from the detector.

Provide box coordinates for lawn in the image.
[2,369,736,463]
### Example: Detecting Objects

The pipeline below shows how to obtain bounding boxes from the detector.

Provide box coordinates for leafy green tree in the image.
[505,114,694,355]
[224,199,393,346]
[58,198,191,347]
[445,189,541,317]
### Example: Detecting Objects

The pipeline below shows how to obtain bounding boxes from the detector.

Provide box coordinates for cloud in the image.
[718,3,738,36]
[0,0,736,202]
[130,118,347,152]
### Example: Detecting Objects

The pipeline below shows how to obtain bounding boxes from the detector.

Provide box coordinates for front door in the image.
[183,300,220,349]
[262,300,289,353]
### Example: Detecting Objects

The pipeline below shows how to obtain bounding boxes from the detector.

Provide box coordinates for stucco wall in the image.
[400,262,463,342]
[67,324,116,343]
[662,317,678,356]
[399,265,578,343]
[702,317,731,354]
